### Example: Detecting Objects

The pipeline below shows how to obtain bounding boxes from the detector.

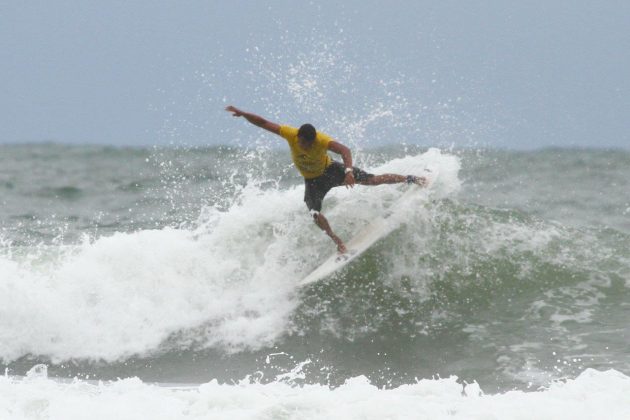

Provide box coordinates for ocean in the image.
[1,144,629,419]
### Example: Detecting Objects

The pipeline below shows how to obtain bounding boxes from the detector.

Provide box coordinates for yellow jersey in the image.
[279,125,333,179]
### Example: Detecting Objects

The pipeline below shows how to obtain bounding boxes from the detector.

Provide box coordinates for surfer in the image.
[225,105,427,253]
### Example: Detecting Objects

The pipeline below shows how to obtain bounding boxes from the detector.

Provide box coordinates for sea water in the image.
[1,144,629,419]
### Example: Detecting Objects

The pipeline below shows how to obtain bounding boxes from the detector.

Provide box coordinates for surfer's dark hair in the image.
[298,124,316,142]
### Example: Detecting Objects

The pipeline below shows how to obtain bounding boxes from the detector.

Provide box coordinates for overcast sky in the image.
[1,0,629,149]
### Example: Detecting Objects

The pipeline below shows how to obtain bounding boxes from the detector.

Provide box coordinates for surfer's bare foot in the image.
[334,237,347,254]
[406,175,428,187]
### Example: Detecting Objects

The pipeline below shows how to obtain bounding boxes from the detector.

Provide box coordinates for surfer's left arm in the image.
[328,141,355,188]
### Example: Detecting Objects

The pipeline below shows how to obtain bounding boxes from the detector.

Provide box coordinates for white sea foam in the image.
[0,150,460,363]
[1,366,629,420]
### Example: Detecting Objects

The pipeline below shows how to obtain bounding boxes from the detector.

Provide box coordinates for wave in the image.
[1,148,628,375]
[36,186,84,200]
[2,365,629,420]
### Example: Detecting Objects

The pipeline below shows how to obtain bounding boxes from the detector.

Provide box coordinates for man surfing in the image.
[225,105,427,253]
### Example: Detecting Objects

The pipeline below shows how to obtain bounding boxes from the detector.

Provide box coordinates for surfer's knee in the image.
[310,209,321,223]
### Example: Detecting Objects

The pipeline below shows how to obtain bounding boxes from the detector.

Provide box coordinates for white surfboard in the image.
[298,216,392,286]
[299,168,438,287]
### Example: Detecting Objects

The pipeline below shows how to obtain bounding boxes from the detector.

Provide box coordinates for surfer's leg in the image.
[312,211,347,254]
[304,175,347,253]
[358,173,427,187]
[350,166,405,185]
[358,174,405,185]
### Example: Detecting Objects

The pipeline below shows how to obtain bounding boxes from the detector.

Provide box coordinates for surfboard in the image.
[298,216,391,286]
[299,168,438,287]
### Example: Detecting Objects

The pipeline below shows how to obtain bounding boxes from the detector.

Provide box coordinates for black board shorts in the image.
[304,161,374,212]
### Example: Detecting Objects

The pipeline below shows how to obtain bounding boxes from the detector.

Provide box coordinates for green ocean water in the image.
[1,144,629,393]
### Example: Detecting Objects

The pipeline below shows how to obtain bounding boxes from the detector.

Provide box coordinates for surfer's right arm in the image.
[225,106,280,135]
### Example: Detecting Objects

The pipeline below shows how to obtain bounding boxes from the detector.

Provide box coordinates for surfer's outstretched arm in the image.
[225,106,280,135]
[313,212,347,254]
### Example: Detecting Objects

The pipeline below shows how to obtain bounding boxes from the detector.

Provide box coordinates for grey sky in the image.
[1,1,629,149]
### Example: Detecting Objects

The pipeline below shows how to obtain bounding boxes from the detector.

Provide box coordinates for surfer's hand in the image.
[344,172,355,188]
[225,106,243,117]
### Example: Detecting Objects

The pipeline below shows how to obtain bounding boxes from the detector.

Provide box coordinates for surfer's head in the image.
[298,124,316,143]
